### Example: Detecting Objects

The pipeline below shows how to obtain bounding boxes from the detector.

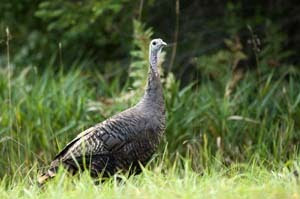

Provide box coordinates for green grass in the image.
[1,6,300,197]
[0,44,300,197]
[1,160,300,199]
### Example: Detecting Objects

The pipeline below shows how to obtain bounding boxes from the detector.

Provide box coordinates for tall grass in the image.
[0,57,299,179]
[1,22,300,180]
[0,21,300,198]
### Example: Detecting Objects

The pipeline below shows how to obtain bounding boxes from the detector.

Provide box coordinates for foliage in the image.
[129,20,153,90]
[0,49,300,177]
[35,0,133,61]
[1,0,300,194]
[1,0,136,68]
[1,1,300,78]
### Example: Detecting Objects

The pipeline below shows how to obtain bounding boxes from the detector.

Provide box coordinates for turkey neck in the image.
[139,55,164,110]
[144,67,164,104]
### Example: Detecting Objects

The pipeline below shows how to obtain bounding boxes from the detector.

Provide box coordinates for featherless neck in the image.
[141,64,164,105]
[149,50,158,75]
[136,43,165,108]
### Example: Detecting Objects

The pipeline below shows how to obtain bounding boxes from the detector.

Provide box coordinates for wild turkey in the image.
[38,38,167,184]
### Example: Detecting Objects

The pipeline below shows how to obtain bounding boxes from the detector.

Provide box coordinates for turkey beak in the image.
[161,41,167,47]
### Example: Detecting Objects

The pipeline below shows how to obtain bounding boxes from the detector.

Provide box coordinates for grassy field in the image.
[0,35,300,197]
[1,160,300,199]
[1,1,300,197]
[0,63,299,198]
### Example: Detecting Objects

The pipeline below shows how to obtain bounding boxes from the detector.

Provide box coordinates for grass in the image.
[1,25,300,197]
[0,160,300,199]
[0,62,299,198]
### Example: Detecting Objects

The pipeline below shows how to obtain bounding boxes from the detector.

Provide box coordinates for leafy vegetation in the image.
[0,1,300,198]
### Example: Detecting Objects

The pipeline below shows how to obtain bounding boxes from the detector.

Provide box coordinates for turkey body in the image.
[38,39,166,184]
[49,87,165,178]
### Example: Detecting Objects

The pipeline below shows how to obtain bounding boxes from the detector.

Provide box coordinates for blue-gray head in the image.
[149,38,167,72]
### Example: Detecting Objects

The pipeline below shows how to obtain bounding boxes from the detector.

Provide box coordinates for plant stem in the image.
[6,27,12,134]
[168,0,180,73]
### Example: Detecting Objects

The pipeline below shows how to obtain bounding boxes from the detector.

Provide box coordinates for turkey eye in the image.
[152,42,156,46]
